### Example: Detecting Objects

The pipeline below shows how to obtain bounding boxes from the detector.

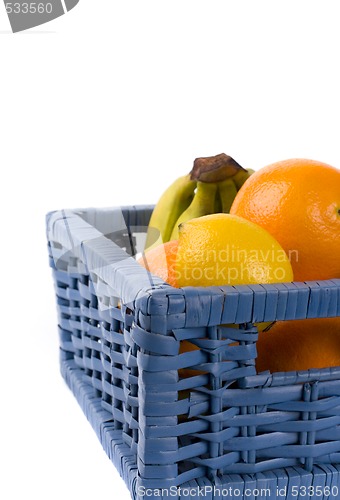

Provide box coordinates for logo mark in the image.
[4,0,79,33]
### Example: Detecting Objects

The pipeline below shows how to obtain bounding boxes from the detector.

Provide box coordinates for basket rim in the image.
[46,205,340,325]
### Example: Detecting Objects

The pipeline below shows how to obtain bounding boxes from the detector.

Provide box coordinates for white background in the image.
[1,2,340,499]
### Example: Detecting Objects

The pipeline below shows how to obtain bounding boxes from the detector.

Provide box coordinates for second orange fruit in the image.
[256,317,340,373]
[138,240,179,287]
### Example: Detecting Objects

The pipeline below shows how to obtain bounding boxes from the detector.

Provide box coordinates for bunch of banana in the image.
[145,153,254,250]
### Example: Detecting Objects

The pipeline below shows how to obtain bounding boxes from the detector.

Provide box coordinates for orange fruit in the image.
[138,240,178,287]
[179,340,204,378]
[230,158,340,281]
[138,243,202,378]
[256,317,340,373]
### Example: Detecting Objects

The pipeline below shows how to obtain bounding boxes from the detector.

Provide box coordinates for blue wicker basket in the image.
[46,205,340,500]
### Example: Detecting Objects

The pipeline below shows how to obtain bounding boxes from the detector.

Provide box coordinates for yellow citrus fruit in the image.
[176,213,294,287]
[230,158,340,281]
[256,317,340,373]
[137,240,178,287]
[139,214,294,377]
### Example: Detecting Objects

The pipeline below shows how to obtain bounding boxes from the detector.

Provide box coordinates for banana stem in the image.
[190,153,247,183]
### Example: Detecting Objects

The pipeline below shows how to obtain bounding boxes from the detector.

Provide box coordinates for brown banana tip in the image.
[190,153,248,183]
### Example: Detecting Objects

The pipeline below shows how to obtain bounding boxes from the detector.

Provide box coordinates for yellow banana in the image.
[214,188,223,213]
[170,181,217,240]
[145,155,255,251]
[232,168,255,190]
[218,178,238,213]
[145,174,196,250]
